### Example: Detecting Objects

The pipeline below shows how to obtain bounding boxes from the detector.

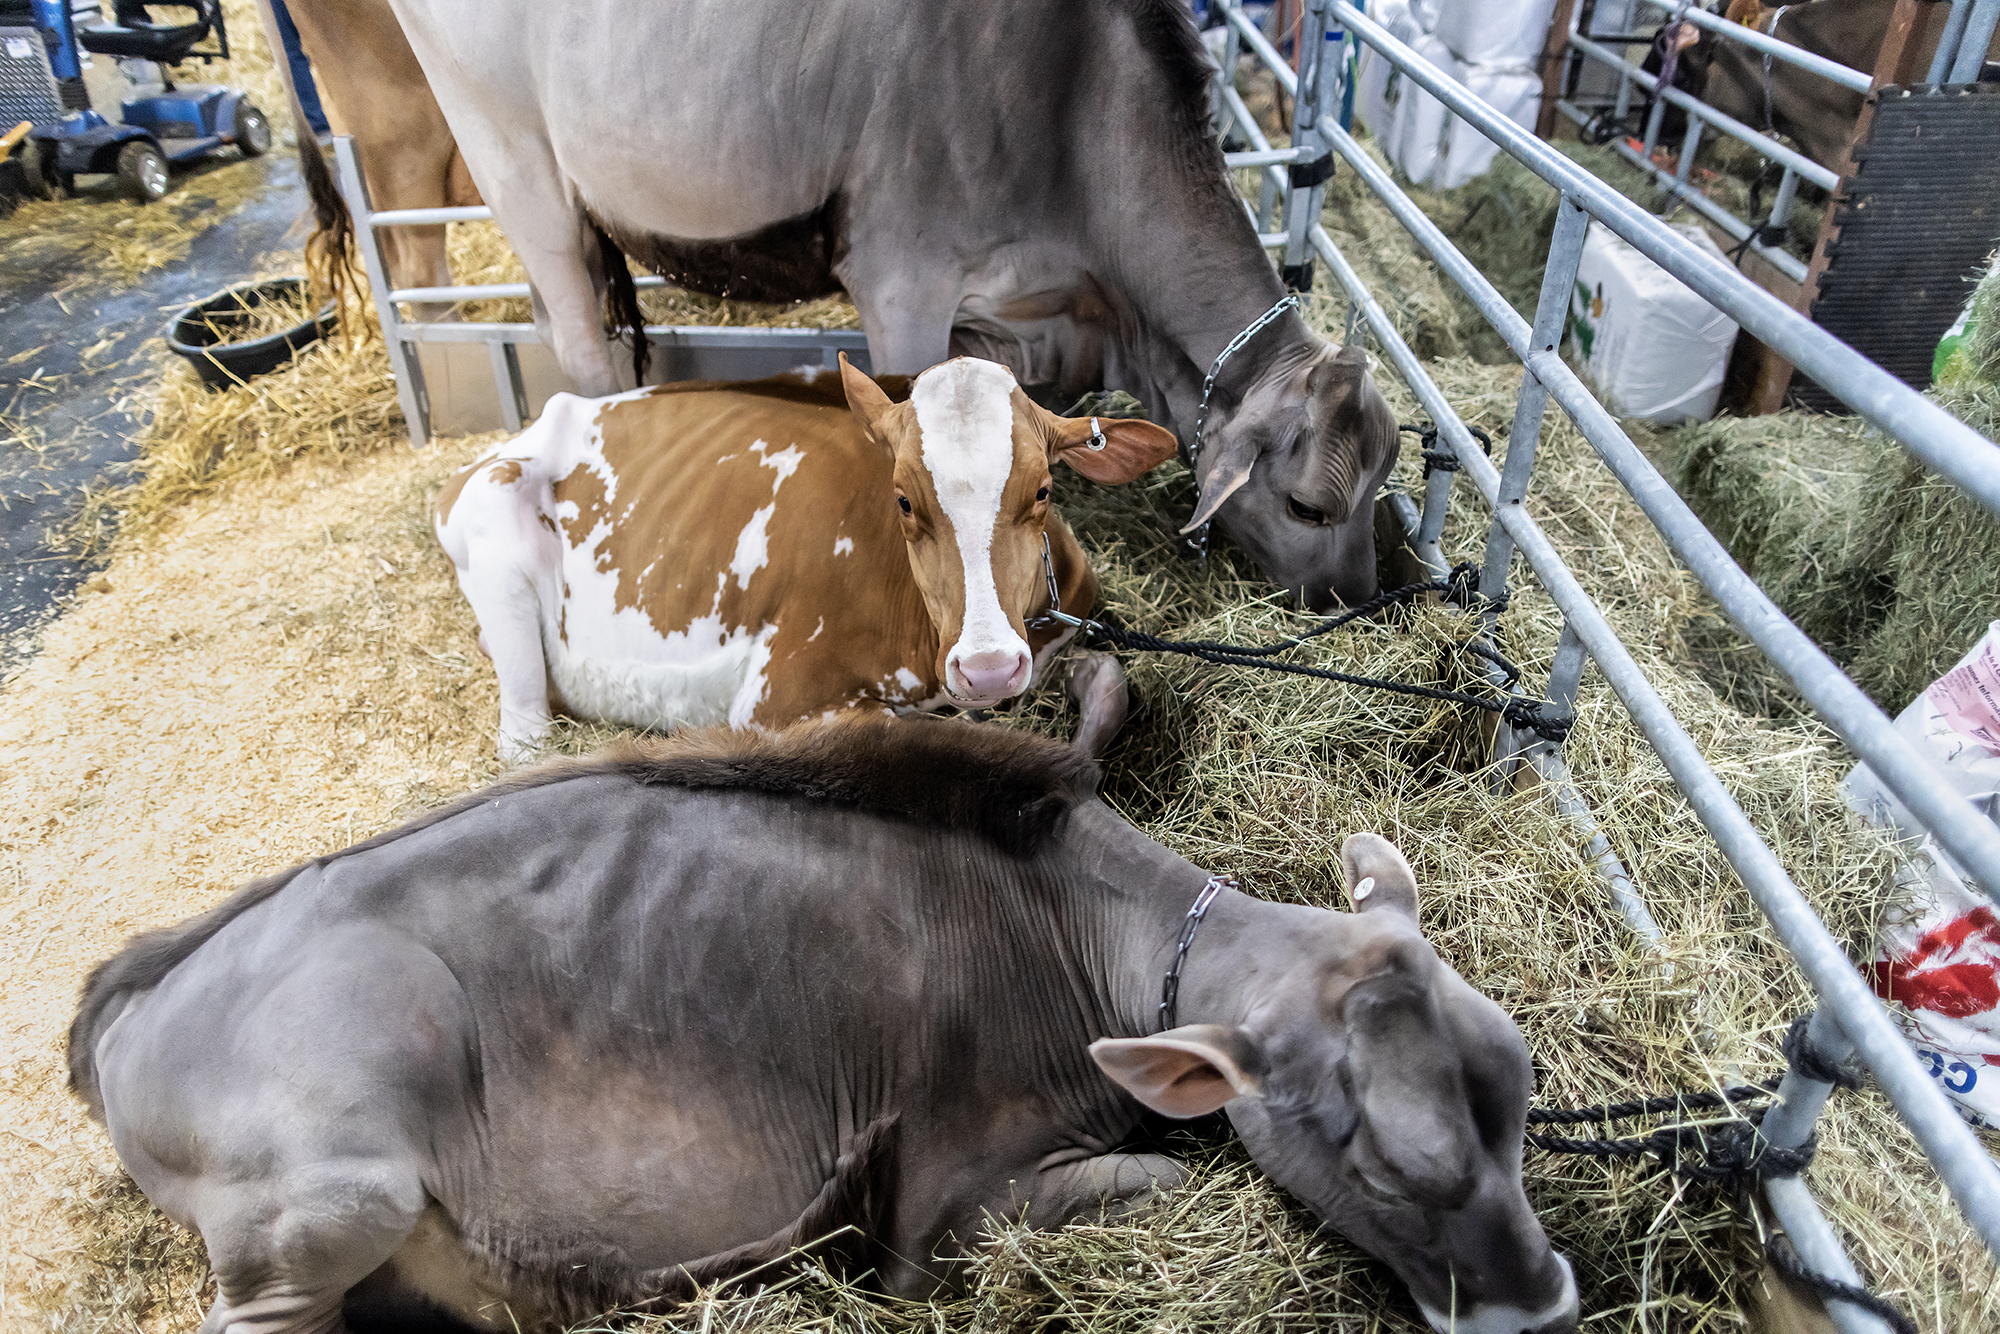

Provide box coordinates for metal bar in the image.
[1768,165,1799,230]
[1755,1012,1896,1334]
[366,204,494,227]
[1217,84,1294,207]
[1479,195,1589,600]
[1571,33,1842,191]
[1281,0,1334,285]
[1214,0,1245,133]
[1672,111,1701,189]
[1931,0,1975,85]
[489,340,524,433]
[390,275,668,306]
[1635,0,1874,92]
[1949,0,2000,84]
[1224,0,1300,96]
[1311,217,2000,1254]
[1765,1176,1897,1334]
[332,136,430,449]
[1553,105,1812,282]
[1332,1,2000,518]
[1223,145,1310,168]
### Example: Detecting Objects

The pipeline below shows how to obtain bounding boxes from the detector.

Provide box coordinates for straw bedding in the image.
[4,138,1998,1334]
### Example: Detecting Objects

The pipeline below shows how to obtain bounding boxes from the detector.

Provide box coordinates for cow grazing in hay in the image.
[70,717,1581,1334]
[279,0,1401,609]
[434,356,1177,762]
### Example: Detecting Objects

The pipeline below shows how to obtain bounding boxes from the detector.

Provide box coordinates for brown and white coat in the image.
[434,357,1177,761]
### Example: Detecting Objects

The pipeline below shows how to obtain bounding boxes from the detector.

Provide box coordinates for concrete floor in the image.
[0,147,306,673]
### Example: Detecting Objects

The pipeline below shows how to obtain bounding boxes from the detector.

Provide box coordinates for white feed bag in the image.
[1431,0,1561,68]
[1384,33,1465,186]
[1845,621,2000,1127]
[1566,221,1739,423]
[1355,0,1426,141]
[1431,66,1541,190]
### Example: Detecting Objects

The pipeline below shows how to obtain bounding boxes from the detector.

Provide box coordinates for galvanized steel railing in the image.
[330,143,868,448]
[1210,0,2000,1324]
[1554,0,2000,284]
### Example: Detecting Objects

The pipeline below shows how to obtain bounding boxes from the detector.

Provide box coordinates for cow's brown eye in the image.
[1035,486,1050,502]
[898,495,912,514]
[1288,496,1327,525]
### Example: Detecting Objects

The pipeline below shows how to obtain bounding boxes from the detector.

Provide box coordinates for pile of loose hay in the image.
[5,132,1998,1334]
[1668,256,2000,710]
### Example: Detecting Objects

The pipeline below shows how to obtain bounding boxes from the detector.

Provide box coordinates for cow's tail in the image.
[66,862,313,1121]
[595,224,652,387]
[248,0,359,340]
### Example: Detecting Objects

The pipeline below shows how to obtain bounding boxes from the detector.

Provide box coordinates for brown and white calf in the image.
[434,356,1176,761]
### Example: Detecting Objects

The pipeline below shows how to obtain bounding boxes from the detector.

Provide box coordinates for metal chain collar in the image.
[1158,874,1236,1031]
[1182,294,1303,560]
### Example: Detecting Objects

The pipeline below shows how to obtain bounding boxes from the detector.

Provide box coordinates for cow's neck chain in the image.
[1157,874,1237,1032]
[1182,294,1302,560]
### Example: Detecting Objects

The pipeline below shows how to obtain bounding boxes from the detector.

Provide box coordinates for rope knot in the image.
[1503,698,1574,744]
[1783,1015,1865,1091]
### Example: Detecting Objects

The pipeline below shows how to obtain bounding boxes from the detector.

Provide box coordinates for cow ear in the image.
[1341,833,1420,920]
[1180,433,1258,535]
[1090,1024,1266,1118]
[839,352,896,451]
[1043,413,1181,485]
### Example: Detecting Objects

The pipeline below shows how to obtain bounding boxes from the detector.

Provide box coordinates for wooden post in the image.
[1537,0,1582,139]
[1748,0,1930,414]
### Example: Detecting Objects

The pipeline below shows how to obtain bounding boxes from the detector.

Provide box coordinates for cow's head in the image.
[1185,342,1400,612]
[1092,835,1577,1334]
[840,354,1177,708]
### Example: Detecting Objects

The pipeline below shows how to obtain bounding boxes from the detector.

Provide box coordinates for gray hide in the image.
[72,720,1575,1334]
[377,0,1399,607]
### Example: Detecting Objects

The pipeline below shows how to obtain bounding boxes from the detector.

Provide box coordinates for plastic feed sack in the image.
[1846,620,2000,1127]
[1566,221,1740,424]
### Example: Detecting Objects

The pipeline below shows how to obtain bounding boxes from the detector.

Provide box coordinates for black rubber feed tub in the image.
[167,277,337,388]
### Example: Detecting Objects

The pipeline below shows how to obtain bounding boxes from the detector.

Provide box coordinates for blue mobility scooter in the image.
[0,0,269,201]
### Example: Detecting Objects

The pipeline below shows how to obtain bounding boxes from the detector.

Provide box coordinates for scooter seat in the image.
[74,2,212,64]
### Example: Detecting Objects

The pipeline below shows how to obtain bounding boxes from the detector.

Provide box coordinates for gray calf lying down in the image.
[70,718,1578,1334]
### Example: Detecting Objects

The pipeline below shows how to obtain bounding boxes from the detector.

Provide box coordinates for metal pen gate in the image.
[1206,2,2000,1329]
[334,3,2000,1326]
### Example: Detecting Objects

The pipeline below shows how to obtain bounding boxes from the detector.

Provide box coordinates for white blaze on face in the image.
[910,360,1031,701]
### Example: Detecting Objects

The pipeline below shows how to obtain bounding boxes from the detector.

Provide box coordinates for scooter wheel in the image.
[117,141,170,202]
[235,102,272,158]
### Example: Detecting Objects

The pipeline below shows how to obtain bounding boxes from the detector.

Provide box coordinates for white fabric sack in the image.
[1384,33,1465,186]
[1356,0,1425,141]
[1566,220,1739,423]
[1432,0,1561,68]
[1431,65,1541,189]
[1844,621,2000,1127]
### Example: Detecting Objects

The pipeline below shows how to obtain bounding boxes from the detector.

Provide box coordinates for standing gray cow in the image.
[73,718,1577,1334]
[354,0,1397,608]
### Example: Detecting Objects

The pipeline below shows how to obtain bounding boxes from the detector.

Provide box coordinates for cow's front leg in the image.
[1013,1151,1187,1228]
[840,249,960,375]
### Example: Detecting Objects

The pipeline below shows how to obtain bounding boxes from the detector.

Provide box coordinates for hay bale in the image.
[1666,256,2000,709]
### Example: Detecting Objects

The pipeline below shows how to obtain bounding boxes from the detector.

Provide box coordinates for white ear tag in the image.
[1352,876,1376,903]
[1088,416,1108,451]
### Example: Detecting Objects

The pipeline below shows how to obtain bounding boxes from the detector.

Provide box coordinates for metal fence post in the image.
[1479,193,1589,601]
[1212,0,1244,135]
[1948,0,2000,84]
[331,137,431,448]
[1280,0,1335,293]
[1928,0,1974,85]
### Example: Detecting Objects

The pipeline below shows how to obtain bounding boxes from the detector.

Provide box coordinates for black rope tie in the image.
[1527,1016,1914,1334]
[1400,421,1492,479]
